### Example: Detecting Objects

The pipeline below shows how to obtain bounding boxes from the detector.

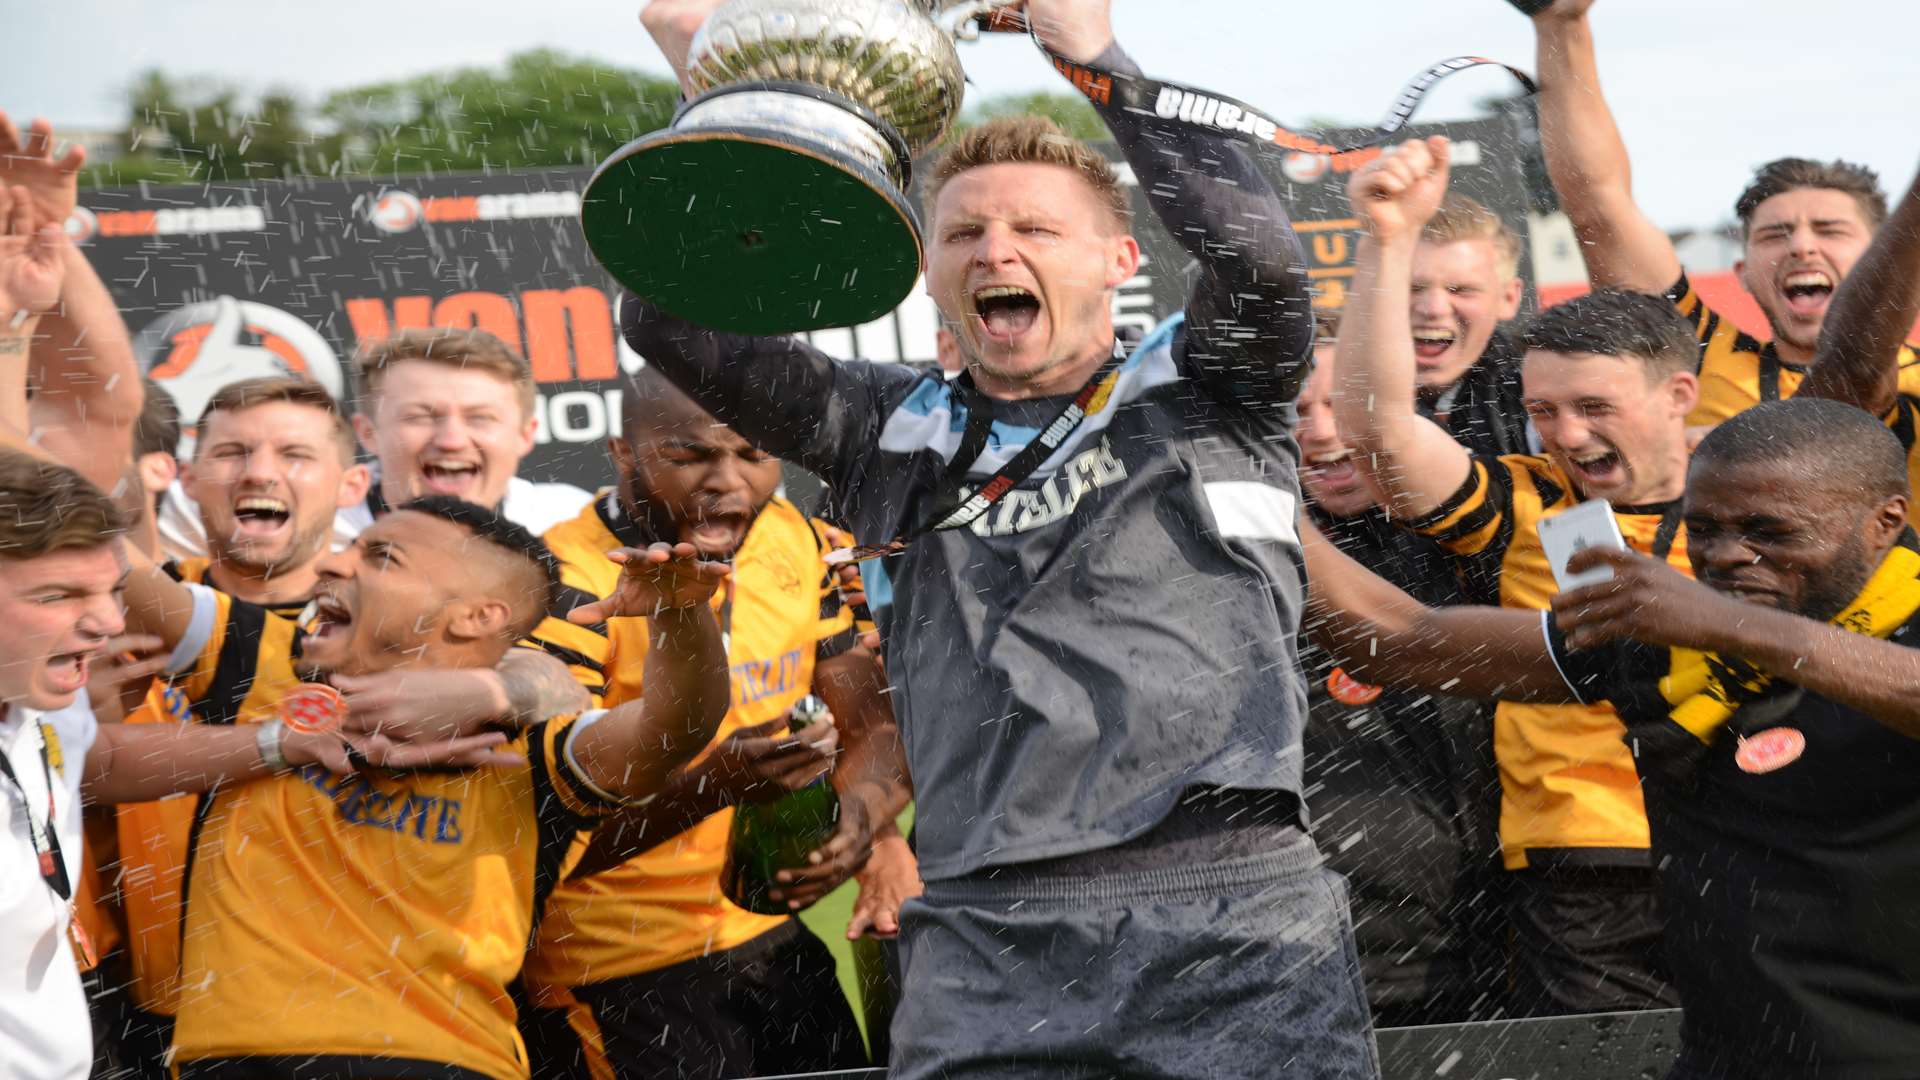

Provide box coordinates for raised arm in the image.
[1033,0,1313,396]
[0,113,143,492]
[1333,140,1476,519]
[1529,0,1681,293]
[1799,161,1920,418]
[0,185,65,439]
[1302,519,1574,703]
[562,542,734,801]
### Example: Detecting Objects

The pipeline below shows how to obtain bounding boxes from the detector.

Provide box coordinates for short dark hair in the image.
[396,496,560,634]
[1522,290,1700,380]
[0,450,126,560]
[1692,398,1908,503]
[134,379,181,461]
[197,376,356,463]
[1735,158,1886,235]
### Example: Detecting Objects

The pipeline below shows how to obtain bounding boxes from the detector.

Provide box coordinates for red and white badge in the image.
[1734,727,1806,774]
[1327,667,1383,707]
[279,684,347,735]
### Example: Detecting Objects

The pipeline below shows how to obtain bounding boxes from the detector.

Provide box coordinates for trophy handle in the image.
[940,0,1026,41]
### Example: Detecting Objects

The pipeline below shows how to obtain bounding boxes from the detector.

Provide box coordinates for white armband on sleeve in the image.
[165,584,221,676]
[560,709,654,806]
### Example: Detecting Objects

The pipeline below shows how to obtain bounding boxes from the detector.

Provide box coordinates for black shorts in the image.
[1508,862,1680,1017]
[519,919,866,1080]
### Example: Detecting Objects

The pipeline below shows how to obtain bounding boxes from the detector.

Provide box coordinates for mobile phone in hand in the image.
[1538,498,1627,591]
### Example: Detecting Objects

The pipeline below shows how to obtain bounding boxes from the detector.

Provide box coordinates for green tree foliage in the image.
[89,53,1100,186]
[952,90,1106,143]
[317,49,679,176]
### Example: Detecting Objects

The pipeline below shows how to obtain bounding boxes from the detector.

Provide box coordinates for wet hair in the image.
[1522,290,1699,380]
[0,449,126,559]
[196,376,355,462]
[1420,193,1521,279]
[134,378,181,461]
[926,115,1130,231]
[1691,398,1908,503]
[1735,158,1887,235]
[357,328,536,418]
[397,496,560,636]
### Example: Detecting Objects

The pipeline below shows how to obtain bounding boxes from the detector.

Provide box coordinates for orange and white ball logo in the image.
[368,190,424,234]
[133,297,346,426]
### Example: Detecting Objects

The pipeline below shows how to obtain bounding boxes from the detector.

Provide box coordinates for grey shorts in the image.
[890,835,1380,1080]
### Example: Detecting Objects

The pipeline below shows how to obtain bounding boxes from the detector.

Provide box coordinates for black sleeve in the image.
[1541,612,1629,706]
[1087,45,1315,403]
[621,295,923,491]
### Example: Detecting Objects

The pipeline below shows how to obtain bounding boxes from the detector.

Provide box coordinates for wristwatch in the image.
[256,719,289,770]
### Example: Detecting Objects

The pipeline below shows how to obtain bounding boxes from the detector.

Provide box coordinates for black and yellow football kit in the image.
[520,491,865,1079]
[116,559,310,1021]
[1407,455,1690,871]
[1667,271,1920,427]
[157,587,623,1080]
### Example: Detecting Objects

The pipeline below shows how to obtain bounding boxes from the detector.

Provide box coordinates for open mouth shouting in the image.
[44,648,95,696]
[1412,328,1457,366]
[232,495,292,540]
[684,512,750,559]
[308,589,354,644]
[973,285,1043,348]
[1780,269,1835,319]
[1303,450,1363,495]
[419,459,483,498]
[1564,446,1627,493]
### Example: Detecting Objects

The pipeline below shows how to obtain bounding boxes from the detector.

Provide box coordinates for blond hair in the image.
[0,450,125,559]
[356,329,536,417]
[925,116,1130,230]
[1420,194,1520,280]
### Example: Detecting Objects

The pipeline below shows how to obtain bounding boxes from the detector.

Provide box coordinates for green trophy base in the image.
[583,128,923,336]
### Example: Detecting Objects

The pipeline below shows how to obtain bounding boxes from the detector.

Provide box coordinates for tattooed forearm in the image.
[497,647,592,727]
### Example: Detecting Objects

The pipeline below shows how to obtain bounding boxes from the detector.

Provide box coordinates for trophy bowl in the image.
[585,0,983,335]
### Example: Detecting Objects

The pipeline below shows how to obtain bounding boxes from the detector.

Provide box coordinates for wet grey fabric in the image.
[889,838,1380,1080]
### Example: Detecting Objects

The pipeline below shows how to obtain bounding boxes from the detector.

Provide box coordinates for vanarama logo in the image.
[83,204,266,239]
[134,297,345,425]
[363,189,581,233]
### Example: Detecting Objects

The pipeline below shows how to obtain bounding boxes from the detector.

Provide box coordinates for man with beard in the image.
[112,496,736,1078]
[176,377,371,614]
[1305,394,1920,1077]
[519,366,903,1080]
[1526,0,1920,426]
[1407,195,1535,458]
[625,0,1375,1074]
[1295,320,1505,1025]
[1335,137,1694,1014]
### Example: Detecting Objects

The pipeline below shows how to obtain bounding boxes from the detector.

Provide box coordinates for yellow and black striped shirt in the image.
[160,589,623,1080]
[1408,454,1691,870]
[114,558,310,1016]
[1667,271,1920,427]
[522,491,863,994]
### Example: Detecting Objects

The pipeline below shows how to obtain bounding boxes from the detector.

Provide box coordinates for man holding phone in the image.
[1333,137,1699,1015]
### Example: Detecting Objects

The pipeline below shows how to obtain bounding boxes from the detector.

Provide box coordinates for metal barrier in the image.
[742,1008,1684,1080]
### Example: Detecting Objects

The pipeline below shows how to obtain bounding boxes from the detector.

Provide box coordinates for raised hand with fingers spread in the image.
[568,541,731,624]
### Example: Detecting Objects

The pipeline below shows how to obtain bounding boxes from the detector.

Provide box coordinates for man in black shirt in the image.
[624,0,1372,1075]
[1308,396,1920,1077]
[1407,195,1534,458]
[1296,321,1505,1026]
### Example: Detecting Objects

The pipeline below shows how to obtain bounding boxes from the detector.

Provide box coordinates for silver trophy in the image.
[582,0,1020,335]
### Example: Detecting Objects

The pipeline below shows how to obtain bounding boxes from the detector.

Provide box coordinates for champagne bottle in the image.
[721,695,840,915]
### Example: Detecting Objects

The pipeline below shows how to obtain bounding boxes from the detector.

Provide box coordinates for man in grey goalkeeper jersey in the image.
[629,0,1376,1075]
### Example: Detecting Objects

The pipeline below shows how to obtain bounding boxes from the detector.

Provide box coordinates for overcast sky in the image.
[8,0,1915,229]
